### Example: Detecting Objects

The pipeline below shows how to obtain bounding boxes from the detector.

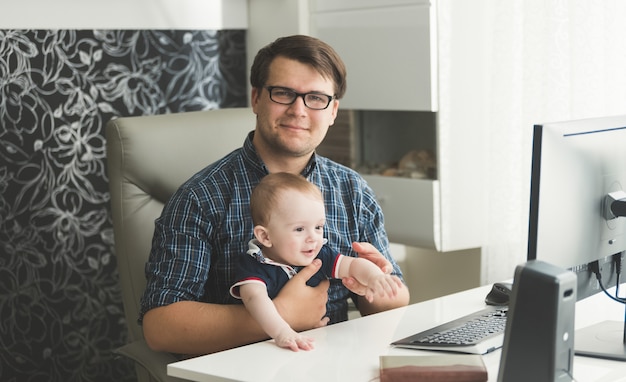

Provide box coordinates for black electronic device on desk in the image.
[485,282,513,306]
[391,303,508,355]
[497,260,577,382]
[392,282,513,354]
[391,281,512,355]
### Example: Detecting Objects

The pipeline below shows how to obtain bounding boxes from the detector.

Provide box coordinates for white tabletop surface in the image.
[168,283,626,382]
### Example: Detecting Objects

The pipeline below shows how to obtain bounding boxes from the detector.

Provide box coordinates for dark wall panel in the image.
[0,29,247,381]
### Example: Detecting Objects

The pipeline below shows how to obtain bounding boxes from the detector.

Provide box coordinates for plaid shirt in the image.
[139,131,404,325]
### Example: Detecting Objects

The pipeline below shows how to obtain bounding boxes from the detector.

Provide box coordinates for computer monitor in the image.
[527,114,626,361]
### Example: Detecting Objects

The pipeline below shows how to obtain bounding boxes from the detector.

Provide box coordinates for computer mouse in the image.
[485,282,513,305]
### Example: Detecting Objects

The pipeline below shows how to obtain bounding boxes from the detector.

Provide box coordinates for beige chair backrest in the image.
[106,108,256,343]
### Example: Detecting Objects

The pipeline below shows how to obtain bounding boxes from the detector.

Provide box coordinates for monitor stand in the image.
[575,305,626,362]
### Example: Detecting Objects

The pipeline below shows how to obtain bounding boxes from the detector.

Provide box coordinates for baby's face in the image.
[263,190,326,266]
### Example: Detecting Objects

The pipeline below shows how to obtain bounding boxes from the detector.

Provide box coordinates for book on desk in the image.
[380,354,488,382]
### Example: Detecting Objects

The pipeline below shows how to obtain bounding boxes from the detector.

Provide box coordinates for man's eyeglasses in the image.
[265,86,335,110]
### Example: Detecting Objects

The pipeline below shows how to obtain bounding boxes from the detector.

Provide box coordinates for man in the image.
[140,35,410,356]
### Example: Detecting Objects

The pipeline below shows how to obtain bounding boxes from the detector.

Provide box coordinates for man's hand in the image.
[342,242,393,296]
[361,273,404,302]
[274,259,330,331]
[345,242,410,315]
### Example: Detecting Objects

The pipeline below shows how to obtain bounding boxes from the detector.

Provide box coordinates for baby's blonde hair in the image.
[250,172,323,226]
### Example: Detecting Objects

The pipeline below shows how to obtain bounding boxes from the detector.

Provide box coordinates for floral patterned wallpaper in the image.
[0,29,247,381]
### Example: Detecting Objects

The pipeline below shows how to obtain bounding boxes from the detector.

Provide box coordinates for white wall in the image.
[0,0,247,29]
[469,1,626,285]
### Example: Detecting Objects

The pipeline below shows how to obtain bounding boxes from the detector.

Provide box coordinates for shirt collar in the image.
[302,152,317,178]
[247,239,297,277]
[241,131,269,175]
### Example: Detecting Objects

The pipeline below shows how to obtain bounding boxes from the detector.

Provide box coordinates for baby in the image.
[230,172,403,351]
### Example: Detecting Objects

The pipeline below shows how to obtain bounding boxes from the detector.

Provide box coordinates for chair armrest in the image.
[114,340,188,382]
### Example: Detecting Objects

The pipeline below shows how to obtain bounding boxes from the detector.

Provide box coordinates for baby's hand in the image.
[363,274,403,303]
[274,328,315,352]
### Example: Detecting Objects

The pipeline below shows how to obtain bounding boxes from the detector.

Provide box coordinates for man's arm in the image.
[142,259,330,356]
[143,300,263,355]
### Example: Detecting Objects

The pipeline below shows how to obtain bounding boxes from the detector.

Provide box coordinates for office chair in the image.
[106,108,255,382]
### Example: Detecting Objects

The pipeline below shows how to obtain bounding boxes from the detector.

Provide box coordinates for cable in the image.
[615,254,622,296]
[590,260,626,304]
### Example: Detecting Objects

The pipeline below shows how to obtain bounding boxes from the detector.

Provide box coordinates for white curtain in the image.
[439,0,626,283]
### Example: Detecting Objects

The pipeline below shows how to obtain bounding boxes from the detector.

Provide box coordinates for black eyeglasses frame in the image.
[264,86,335,110]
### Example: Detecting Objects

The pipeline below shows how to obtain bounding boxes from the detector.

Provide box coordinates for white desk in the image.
[168,284,626,382]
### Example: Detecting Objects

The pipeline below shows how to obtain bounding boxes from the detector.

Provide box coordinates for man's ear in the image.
[251,87,260,113]
[329,99,339,125]
[253,225,272,247]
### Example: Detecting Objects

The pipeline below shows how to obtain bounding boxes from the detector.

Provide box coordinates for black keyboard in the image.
[391,305,508,355]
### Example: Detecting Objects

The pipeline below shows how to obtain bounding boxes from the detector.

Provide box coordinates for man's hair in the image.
[250,34,347,99]
[251,172,323,226]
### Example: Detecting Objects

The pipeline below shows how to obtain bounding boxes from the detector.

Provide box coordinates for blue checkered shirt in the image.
[139,131,404,325]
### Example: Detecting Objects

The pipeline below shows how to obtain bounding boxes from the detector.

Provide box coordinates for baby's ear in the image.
[253,225,272,247]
